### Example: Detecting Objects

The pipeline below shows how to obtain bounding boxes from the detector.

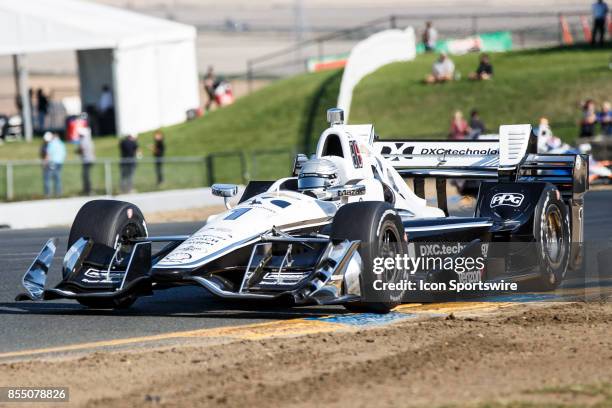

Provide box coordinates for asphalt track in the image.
[0,190,610,357]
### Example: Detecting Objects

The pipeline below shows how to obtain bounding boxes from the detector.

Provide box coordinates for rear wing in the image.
[374,124,588,208]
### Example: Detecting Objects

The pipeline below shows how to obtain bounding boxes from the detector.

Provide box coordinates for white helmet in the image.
[297,158,339,195]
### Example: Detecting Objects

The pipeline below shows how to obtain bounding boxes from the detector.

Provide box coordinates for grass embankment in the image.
[350,45,612,141]
[0,45,609,200]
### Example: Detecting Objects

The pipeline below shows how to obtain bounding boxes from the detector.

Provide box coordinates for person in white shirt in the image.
[425,53,455,84]
[97,85,115,135]
[422,21,438,52]
[98,85,113,112]
[592,0,609,45]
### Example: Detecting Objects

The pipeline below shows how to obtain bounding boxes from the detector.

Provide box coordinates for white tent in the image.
[0,0,200,138]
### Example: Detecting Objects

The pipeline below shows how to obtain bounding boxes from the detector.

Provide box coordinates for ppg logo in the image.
[490,193,524,208]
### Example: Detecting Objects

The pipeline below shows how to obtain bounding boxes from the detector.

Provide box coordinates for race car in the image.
[17,108,588,313]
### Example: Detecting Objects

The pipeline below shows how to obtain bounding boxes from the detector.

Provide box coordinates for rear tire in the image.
[531,188,571,291]
[331,202,407,314]
[68,200,148,309]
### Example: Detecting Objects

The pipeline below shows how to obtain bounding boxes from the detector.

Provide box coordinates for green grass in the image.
[0,69,340,199]
[350,45,612,142]
[470,382,612,408]
[0,68,341,162]
[0,45,609,200]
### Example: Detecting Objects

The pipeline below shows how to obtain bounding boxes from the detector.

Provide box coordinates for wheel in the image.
[67,200,148,309]
[331,201,407,314]
[531,187,571,291]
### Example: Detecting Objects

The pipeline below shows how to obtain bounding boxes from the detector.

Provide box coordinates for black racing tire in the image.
[67,200,148,309]
[531,187,571,291]
[68,200,148,250]
[331,201,407,314]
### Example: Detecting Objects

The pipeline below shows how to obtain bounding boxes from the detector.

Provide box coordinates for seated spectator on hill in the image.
[469,54,493,80]
[580,99,598,137]
[598,101,612,136]
[468,109,486,138]
[449,110,470,140]
[425,53,455,84]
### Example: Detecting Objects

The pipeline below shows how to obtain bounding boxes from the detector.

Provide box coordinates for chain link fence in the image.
[0,149,297,202]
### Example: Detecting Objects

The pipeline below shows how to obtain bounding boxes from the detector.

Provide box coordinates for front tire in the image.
[331,202,407,314]
[68,200,148,309]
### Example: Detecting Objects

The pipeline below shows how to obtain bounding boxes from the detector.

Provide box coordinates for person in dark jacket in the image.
[36,88,49,131]
[469,54,493,80]
[119,134,140,193]
[152,130,166,185]
[592,0,609,46]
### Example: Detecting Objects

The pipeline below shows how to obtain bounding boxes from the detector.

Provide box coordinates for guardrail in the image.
[245,11,588,89]
[0,148,297,202]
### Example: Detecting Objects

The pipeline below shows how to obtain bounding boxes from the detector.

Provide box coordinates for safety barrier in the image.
[0,148,296,202]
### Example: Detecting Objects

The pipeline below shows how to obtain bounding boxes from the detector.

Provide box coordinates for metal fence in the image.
[0,148,296,202]
[245,11,590,88]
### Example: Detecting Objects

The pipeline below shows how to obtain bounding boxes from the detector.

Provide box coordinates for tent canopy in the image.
[0,0,196,55]
[0,0,200,137]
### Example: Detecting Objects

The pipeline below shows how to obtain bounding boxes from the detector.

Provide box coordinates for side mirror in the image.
[328,184,366,198]
[212,184,238,209]
[292,153,309,176]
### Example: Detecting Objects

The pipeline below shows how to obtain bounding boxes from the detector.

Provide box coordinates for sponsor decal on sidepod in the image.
[490,193,524,208]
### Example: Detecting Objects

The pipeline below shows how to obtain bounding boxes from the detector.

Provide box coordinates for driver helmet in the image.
[297,158,339,195]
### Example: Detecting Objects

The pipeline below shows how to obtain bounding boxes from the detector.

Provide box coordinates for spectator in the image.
[119,134,140,194]
[468,109,486,138]
[152,130,166,185]
[449,110,470,140]
[580,100,598,137]
[598,101,612,135]
[468,54,493,80]
[98,84,115,135]
[40,132,51,195]
[425,53,455,84]
[204,66,217,112]
[592,0,609,46]
[44,132,66,197]
[422,21,438,52]
[36,88,49,132]
[77,128,96,195]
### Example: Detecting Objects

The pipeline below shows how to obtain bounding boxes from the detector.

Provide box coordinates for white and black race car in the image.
[17,108,588,313]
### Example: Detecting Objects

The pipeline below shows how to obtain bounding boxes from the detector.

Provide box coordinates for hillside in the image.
[350,45,612,141]
[0,45,609,199]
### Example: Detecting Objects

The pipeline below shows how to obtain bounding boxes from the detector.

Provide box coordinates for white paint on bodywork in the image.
[156,190,333,269]
[317,124,445,218]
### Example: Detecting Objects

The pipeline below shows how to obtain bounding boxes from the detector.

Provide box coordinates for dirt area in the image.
[0,301,610,407]
[143,205,226,224]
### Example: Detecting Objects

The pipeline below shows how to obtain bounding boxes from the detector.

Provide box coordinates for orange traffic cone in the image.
[581,16,592,43]
[560,15,574,45]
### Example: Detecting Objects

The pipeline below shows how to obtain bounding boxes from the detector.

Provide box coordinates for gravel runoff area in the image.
[143,205,226,224]
[0,300,610,407]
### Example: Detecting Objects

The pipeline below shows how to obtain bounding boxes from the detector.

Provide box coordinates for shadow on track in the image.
[0,286,347,320]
